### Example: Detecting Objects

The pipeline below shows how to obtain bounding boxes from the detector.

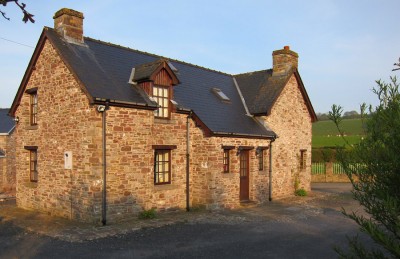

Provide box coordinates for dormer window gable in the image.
[131,59,180,119]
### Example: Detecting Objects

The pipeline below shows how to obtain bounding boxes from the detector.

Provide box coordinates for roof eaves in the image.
[212,131,276,140]
[93,97,158,110]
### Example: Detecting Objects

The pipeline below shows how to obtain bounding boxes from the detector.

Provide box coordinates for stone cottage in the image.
[0,108,16,192]
[9,8,316,223]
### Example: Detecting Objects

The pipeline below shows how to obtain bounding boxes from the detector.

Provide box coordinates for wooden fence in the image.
[311,162,355,182]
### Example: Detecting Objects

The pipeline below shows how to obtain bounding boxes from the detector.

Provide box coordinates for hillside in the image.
[312,118,365,148]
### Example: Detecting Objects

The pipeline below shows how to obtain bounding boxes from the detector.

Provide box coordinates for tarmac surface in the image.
[0,183,373,258]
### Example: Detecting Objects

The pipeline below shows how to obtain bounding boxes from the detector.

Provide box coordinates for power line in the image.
[0,36,34,48]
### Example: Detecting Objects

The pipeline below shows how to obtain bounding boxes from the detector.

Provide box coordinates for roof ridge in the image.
[234,69,272,77]
[84,36,232,77]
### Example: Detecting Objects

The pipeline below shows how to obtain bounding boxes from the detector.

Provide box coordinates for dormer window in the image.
[131,59,180,119]
[153,85,170,118]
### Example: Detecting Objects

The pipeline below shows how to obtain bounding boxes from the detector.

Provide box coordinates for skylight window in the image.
[212,88,230,102]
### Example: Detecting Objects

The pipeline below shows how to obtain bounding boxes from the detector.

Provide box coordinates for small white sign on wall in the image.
[64,151,72,169]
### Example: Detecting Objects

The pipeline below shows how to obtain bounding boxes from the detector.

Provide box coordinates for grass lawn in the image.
[313,119,365,136]
[312,135,363,148]
[312,119,365,148]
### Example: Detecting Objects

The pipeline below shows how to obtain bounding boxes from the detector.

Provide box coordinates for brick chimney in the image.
[53,8,84,44]
[272,46,298,75]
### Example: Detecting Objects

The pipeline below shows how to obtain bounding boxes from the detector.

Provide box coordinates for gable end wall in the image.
[263,74,312,198]
[14,39,103,221]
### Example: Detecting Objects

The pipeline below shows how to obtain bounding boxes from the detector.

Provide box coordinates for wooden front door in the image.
[240,150,250,201]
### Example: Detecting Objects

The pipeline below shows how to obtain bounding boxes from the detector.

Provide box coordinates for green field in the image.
[312,119,365,148]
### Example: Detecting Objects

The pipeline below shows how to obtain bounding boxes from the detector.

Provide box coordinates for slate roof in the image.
[133,59,164,82]
[235,70,289,115]
[12,27,320,138]
[0,109,15,134]
[38,28,276,138]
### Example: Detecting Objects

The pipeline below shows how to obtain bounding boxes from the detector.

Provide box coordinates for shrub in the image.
[294,188,307,196]
[138,208,156,219]
[331,76,400,258]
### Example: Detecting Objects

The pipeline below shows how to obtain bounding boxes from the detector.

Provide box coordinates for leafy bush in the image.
[294,188,307,196]
[331,76,400,258]
[138,208,156,219]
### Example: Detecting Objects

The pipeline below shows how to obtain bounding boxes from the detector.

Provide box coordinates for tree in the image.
[343,110,360,119]
[0,0,34,23]
[330,75,400,258]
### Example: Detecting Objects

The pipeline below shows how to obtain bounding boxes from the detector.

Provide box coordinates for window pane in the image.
[153,86,170,118]
[30,150,38,182]
[154,150,171,184]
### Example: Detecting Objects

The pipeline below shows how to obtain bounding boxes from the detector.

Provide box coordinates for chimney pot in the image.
[284,46,290,50]
[53,8,84,44]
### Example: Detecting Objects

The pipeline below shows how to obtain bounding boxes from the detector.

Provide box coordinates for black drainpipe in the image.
[186,111,192,211]
[100,102,109,226]
[269,138,275,202]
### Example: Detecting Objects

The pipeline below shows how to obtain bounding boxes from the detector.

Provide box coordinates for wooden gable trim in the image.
[9,27,94,117]
[150,61,180,86]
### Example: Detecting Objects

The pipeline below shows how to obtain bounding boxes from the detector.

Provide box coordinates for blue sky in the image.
[1,0,399,113]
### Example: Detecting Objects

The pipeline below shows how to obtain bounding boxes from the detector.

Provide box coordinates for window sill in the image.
[24,181,38,188]
[258,170,268,175]
[222,172,235,178]
[26,125,38,130]
[154,118,175,124]
[153,184,179,191]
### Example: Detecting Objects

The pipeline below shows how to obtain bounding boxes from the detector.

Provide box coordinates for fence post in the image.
[326,162,333,182]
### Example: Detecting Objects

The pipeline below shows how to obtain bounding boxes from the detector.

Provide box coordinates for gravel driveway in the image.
[0,183,373,259]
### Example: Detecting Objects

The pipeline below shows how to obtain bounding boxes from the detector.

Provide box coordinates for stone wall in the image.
[14,39,102,222]
[103,108,190,221]
[0,133,16,192]
[14,38,312,223]
[263,74,312,198]
[190,131,272,209]
[0,135,6,189]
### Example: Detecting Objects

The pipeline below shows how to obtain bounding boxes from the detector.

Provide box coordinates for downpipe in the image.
[186,112,192,211]
[97,102,109,226]
[269,138,275,202]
